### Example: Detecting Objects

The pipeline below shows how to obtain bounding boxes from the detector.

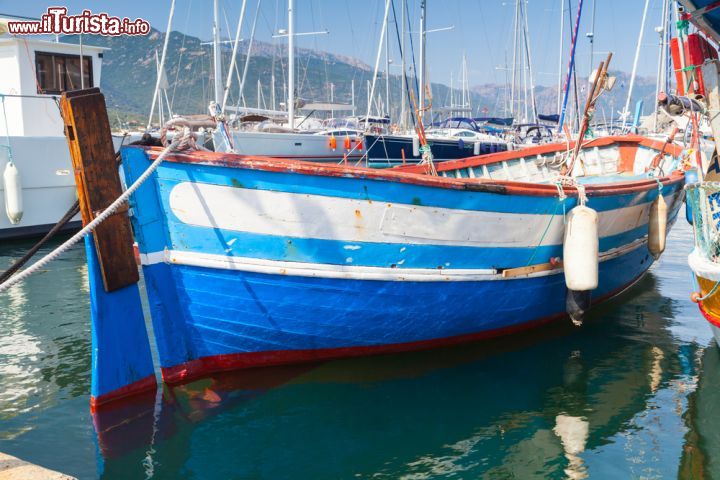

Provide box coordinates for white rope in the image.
[0,133,187,294]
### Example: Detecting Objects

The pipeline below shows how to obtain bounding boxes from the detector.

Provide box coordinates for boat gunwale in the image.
[134,135,685,199]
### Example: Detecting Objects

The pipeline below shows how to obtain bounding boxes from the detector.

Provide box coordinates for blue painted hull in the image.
[144,242,653,377]
[116,143,685,383]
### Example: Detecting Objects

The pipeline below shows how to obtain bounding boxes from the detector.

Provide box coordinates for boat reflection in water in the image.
[680,343,720,479]
[92,272,700,479]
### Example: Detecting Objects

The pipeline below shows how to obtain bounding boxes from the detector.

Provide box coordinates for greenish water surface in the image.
[0,222,717,479]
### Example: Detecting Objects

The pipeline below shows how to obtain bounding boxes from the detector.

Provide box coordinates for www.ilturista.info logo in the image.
[8,7,150,36]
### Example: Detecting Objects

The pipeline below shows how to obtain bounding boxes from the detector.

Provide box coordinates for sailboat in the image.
[364,0,509,167]
[209,0,364,164]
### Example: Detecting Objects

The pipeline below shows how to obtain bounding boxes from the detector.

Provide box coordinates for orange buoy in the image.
[691,292,702,303]
[329,135,337,150]
[344,136,351,150]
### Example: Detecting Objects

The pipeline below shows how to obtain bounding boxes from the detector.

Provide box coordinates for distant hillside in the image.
[63,30,661,127]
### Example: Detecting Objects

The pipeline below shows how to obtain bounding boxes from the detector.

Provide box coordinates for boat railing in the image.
[686,181,720,262]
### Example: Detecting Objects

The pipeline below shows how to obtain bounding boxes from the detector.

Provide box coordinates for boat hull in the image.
[365,134,508,168]
[121,145,685,385]
[144,240,656,384]
[227,130,364,163]
[0,134,133,240]
[694,272,720,348]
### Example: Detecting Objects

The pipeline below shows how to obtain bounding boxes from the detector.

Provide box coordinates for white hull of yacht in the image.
[228,130,363,163]
[0,135,134,240]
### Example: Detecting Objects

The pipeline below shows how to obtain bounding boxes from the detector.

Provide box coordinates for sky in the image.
[1,0,678,88]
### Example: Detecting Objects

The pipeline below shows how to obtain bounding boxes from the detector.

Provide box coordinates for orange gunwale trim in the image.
[138,135,685,198]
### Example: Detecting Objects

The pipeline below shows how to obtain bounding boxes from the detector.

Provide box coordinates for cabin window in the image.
[35,52,93,95]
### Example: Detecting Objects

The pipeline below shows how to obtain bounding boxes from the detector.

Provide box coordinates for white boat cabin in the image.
[0,32,106,137]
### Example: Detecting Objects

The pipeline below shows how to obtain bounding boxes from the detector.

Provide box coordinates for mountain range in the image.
[63,29,663,128]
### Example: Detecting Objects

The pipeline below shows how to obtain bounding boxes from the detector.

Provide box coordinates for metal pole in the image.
[385,17,390,118]
[272,73,276,111]
[351,79,356,117]
[288,0,295,129]
[221,0,248,112]
[623,0,651,122]
[147,0,175,130]
[366,0,393,124]
[654,0,669,132]
[419,0,426,117]
[400,0,406,128]
[212,0,223,105]
[588,0,595,77]
[522,1,537,123]
[511,0,519,121]
[557,0,564,115]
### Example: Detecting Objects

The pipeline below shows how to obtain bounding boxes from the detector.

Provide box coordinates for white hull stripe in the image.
[168,182,669,248]
[139,238,648,282]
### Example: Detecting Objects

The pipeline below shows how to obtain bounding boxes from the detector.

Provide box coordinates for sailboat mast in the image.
[654,0,669,132]
[400,0,406,128]
[288,0,295,129]
[419,0,426,118]
[587,0,595,76]
[386,17,391,118]
[522,1,538,123]
[213,0,222,105]
[623,0,650,124]
[221,0,248,112]
[511,0,519,122]
[557,0,564,115]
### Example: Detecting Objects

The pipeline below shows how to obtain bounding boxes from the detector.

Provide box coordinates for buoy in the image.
[684,168,698,225]
[563,205,599,291]
[412,136,420,157]
[648,193,667,258]
[691,291,702,303]
[458,138,465,150]
[329,135,337,150]
[344,136,351,150]
[473,141,481,155]
[3,161,23,224]
[563,205,599,325]
[356,138,363,151]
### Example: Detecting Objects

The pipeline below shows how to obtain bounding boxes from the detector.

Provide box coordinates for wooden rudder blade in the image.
[60,88,139,292]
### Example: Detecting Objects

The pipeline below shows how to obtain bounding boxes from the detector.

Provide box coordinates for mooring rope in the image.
[0,130,191,294]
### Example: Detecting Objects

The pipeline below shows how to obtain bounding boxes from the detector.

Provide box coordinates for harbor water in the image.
[0,221,717,479]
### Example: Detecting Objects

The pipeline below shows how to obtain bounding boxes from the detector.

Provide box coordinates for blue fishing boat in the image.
[105,133,681,401]
[48,88,687,409]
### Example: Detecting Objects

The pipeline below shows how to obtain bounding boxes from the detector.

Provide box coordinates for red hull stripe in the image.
[90,374,157,413]
[160,315,559,384]
[698,302,720,328]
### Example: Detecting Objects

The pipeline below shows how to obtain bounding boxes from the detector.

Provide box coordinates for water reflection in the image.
[0,224,714,479]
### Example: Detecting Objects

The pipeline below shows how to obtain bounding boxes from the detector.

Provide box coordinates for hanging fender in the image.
[3,160,23,225]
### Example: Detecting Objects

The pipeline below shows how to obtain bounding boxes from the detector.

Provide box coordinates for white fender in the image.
[3,161,23,224]
[412,136,420,157]
[473,141,481,155]
[563,205,599,291]
[648,194,667,257]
